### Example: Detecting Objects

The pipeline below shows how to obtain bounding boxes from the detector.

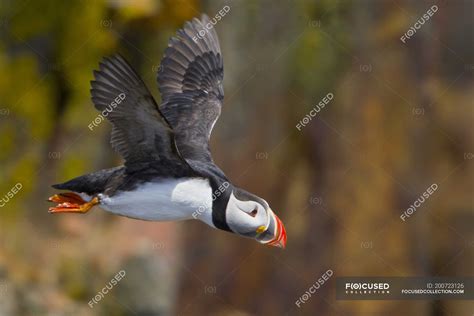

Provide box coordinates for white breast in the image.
[98,177,213,222]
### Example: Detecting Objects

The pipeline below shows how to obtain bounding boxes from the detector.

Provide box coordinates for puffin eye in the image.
[249,208,258,217]
[247,208,258,217]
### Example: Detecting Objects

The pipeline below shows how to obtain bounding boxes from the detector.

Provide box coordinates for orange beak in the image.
[267,213,287,249]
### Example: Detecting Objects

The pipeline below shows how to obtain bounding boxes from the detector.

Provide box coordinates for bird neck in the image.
[195,206,215,228]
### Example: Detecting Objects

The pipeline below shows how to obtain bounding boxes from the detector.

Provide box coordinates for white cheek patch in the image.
[226,192,267,234]
[233,196,256,213]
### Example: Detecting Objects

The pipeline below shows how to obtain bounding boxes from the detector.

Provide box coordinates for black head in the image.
[211,184,286,248]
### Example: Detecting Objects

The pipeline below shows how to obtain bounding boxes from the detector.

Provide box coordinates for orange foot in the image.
[48,193,99,214]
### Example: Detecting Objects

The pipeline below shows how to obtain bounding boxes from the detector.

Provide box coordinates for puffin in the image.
[48,14,287,248]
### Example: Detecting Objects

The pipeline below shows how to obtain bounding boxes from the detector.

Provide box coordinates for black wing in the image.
[91,55,187,171]
[52,166,125,195]
[157,14,224,164]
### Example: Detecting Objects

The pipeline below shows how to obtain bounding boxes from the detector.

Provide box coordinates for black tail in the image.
[52,166,124,195]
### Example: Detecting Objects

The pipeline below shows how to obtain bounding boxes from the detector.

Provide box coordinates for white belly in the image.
[98,178,212,221]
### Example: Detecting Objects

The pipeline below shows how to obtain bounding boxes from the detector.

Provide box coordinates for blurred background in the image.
[0,0,473,315]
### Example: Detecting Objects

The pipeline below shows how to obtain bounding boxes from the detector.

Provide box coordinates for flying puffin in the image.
[48,15,287,248]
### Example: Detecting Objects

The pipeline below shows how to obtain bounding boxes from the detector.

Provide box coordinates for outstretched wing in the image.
[90,55,186,171]
[157,14,224,163]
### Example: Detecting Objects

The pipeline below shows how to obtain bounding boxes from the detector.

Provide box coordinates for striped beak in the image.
[267,212,287,248]
[257,210,286,249]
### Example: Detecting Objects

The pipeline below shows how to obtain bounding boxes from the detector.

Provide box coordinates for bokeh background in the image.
[0,0,473,315]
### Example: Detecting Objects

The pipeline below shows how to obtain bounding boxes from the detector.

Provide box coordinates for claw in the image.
[48,193,85,204]
[48,195,99,214]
